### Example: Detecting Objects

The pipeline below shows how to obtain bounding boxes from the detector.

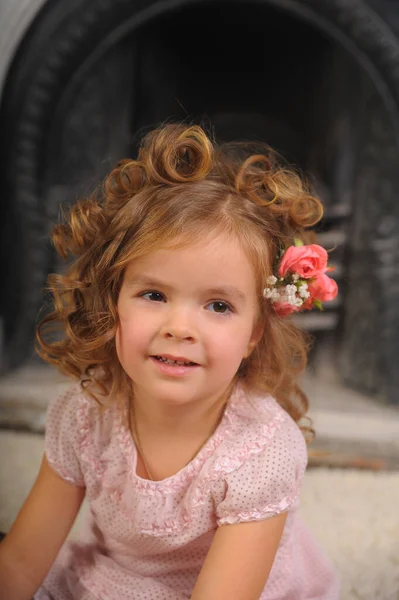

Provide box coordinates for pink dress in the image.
[35,384,339,600]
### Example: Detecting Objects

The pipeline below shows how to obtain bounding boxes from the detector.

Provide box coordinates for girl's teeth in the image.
[156,356,192,366]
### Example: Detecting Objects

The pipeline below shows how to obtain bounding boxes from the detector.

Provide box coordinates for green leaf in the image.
[294,238,304,247]
[313,299,323,311]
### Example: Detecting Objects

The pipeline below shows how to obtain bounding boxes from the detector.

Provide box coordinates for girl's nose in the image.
[160,307,197,342]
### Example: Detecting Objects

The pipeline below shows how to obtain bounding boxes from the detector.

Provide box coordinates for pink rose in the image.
[308,273,338,302]
[279,244,328,279]
[274,302,296,317]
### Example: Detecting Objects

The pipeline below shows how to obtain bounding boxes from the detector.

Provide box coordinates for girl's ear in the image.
[244,320,264,359]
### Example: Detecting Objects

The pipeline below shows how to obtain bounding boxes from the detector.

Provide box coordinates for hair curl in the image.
[37,124,323,441]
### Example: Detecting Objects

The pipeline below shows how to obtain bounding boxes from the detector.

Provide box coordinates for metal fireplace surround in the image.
[1,0,399,404]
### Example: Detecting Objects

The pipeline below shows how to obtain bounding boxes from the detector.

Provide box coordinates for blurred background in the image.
[1,0,399,401]
[0,1,398,599]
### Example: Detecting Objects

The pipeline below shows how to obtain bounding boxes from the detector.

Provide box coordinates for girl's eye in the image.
[139,291,165,302]
[207,301,232,314]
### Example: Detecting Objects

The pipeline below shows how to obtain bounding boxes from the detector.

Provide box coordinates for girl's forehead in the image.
[123,234,259,292]
[125,233,243,266]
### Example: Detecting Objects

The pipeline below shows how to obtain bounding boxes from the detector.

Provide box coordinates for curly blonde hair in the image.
[36,124,323,439]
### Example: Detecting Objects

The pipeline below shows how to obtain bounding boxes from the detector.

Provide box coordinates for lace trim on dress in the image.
[217,489,301,526]
[77,397,107,481]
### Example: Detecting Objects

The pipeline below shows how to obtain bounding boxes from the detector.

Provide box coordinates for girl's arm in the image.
[190,512,287,600]
[0,453,86,600]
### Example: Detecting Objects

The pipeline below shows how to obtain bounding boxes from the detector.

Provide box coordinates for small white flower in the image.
[285,284,297,292]
[263,287,280,302]
[270,289,280,302]
[278,285,295,305]
[292,273,300,282]
[266,275,278,286]
[263,288,272,298]
[263,288,280,302]
[298,283,310,299]
[263,287,272,299]
[277,283,305,306]
[285,284,297,298]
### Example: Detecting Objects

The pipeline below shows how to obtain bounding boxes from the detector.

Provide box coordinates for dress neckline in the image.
[116,386,243,489]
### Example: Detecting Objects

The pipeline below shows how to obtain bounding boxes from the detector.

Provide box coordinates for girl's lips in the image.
[153,354,198,365]
[150,356,200,377]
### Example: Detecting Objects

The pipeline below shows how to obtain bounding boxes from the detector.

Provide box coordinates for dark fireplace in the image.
[1,0,399,404]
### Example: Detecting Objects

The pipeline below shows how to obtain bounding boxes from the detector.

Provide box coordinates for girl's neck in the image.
[129,384,233,441]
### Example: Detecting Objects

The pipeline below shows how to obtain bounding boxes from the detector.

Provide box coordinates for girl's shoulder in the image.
[225,384,306,448]
[211,386,308,526]
[44,382,120,486]
[203,384,308,491]
[45,382,114,439]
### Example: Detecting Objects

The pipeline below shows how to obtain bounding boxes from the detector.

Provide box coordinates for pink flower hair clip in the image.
[263,239,338,317]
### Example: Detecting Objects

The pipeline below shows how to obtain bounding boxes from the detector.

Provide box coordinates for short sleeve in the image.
[44,385,86,486]
[215,415,307,526]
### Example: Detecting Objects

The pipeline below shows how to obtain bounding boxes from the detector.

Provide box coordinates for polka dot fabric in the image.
[34,384,339,600]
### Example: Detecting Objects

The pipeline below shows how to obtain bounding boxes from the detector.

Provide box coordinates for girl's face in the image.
[116,233,264,411]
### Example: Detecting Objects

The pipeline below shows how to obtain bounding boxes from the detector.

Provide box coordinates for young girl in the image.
[0,124,340,600]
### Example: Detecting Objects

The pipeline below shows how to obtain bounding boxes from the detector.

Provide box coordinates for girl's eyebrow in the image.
[126,276,246,303]
[125,275,165,289]
[205,286,246,303]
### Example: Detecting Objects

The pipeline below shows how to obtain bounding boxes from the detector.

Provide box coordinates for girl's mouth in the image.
[150,356,200,376]
[152,355,198,366]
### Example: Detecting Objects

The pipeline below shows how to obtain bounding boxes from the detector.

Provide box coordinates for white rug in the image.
[1,430,398,600]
